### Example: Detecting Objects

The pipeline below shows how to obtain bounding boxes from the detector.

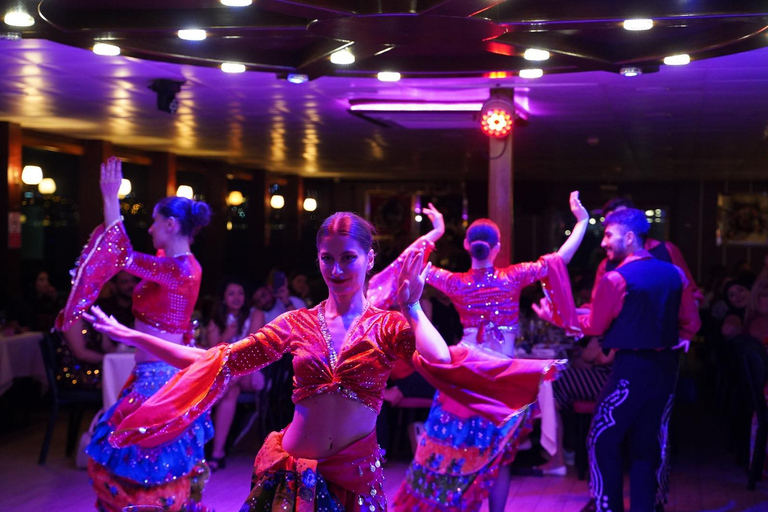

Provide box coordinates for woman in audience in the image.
[57,156,212,512]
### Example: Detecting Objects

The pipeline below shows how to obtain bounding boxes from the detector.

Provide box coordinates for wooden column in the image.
[487,88,514,266]
[78,140,113,244]
[0,122,23,302]
[149,152,176,205]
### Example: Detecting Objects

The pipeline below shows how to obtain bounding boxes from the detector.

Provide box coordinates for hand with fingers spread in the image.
[531,297,555,324]
[569,191,589,223]
[83,305,138,346]
[100,156,123,199]
[422,203,445,238]
[397,249,430,309]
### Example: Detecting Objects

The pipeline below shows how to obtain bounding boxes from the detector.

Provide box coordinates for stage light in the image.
[227,190,244,206]
[38,178,56,195]
[524,49,550,61]
[118,179,132,198]
[623,19,653,31]
[4,11,34,27]
[480,98,514,138]
[93,43,120,56]
[178,29,206,41]
[303,197,317,212]
[21,165,42,185]
[150,79,185,113]
[270,194,285,209]
[330,48,355,65]
[663,54,690,66]
[176,185,194,199]
[221,62,245,73]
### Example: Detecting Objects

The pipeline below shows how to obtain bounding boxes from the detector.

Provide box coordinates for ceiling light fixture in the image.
[519,69,543,79]
[330,48,355,65]
[4,11,34,27]
[221,62,245,73]
[178,29,206,41]
[21,165,43,185]
[663,54,690,65]
[220,0,252,6]
[270,194,285,209]
[620,66,642,77]
[93,43,121,56]
[523,49,550,61]
[303,197,317,212]
[377,71,401,82]
[176,185,194,199]
[287,73,309,84]
[623,19,654,31]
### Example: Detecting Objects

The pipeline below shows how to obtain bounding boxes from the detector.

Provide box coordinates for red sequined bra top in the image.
[225,302,416,413]
[57,221,202,334]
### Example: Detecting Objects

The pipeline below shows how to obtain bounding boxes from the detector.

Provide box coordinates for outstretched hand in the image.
[397,249,430,308]
[531,297,554,324]
[569,191,589,223]
[422,203,445,234]
[100,156,123,200]
[83,305,137,346]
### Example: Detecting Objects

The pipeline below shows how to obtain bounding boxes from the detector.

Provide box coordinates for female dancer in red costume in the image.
[369,192,589,512]
[56,157,212,512]
[86,211,560,511]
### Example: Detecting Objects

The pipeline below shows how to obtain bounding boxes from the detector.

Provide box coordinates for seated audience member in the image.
[6,269,63,333]
[251,274,307,323]
[205,277,265,471]
[288,270,315,308]
[721,278,752,339]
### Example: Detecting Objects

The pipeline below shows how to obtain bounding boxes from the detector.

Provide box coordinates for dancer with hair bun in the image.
[370,193,589,512]
[57,156,213,512]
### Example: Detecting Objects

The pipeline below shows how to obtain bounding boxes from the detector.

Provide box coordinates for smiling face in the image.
[727,283,750,310]
[317,234,374,300]
[601,223,630,264]
[223,283,246,313]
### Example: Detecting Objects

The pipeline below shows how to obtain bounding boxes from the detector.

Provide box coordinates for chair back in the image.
[38,332,60,403]
[734,335,768,416]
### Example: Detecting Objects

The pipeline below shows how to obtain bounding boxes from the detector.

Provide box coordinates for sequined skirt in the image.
[391,392,529,512]
[86,361,214,485]
[241,427,386,512]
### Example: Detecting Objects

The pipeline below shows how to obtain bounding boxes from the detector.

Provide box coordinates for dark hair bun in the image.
[191,201,211,230]
[469,240,491,260]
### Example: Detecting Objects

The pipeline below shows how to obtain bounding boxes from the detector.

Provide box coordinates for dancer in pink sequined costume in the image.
[57,157,212,512]
[369,193,589,512]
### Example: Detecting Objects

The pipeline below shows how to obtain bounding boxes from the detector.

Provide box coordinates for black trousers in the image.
[587,349,679,512]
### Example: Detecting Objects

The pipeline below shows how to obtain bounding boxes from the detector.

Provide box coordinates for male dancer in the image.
[536,208,700,512]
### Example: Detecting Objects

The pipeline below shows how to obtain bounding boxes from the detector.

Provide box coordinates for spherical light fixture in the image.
[21,165,43,185]
[118,179,132,198]
[303,197,317,212]
[4,11,34,27]
[330,48,355,65]
[480,98,514,139]
[270,194,285,209]
[176,185,194,199]
[227,190,244,206]
[93,43,121,56]
[38,177,57,195]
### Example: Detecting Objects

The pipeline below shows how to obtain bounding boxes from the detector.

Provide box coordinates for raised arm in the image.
[100,156,123,227]
[556,191,590,264]
[421,203,445,245]
[397,250,451,363]
[85,305,205,368]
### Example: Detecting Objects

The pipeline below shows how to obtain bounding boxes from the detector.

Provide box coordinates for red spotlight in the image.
[480,98,514,138]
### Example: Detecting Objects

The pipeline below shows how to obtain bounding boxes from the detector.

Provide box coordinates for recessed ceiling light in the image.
[4,11,34,27]
[221,62,245,73]
[519,69,543,79]
[330,48,355,65]
[377,71,401,82]
[93,43,121,56]
[523,49,550,61]
[287,73,309,84]
[620,66,642,77]
[220,0,252,5]
[663,54,690,66]
[623,19,654,31]
[178,29,206,41]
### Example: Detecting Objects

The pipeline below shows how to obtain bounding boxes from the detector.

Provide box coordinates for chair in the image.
[733,335,768,490]
[38,333,103,465]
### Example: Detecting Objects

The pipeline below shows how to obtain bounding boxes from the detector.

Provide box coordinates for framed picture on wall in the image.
[717,193,768,245]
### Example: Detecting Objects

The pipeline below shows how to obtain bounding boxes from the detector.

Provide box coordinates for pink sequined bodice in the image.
[225,303,416,413]
[426,258,550,330]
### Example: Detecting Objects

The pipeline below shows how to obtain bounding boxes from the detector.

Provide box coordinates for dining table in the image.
[0,331,47,397]
[102,351,136,409]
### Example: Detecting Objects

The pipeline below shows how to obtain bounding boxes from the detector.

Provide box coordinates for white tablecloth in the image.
[102,352,136,409]
[0,331,47,397]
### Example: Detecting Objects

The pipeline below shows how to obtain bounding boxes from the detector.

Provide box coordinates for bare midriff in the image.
[282,393,378,459]
[133,318,185,363]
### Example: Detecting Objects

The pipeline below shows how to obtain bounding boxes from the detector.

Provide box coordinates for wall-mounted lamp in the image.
[227,190,244,206]
[176,185,194,199]
[118,179,132,199]
[270,194,285,209]
[303,197,317,212]
[38,177,57,195]
[21,165,43,185]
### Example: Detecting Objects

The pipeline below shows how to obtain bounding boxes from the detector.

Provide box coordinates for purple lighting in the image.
[349,102,484,112]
